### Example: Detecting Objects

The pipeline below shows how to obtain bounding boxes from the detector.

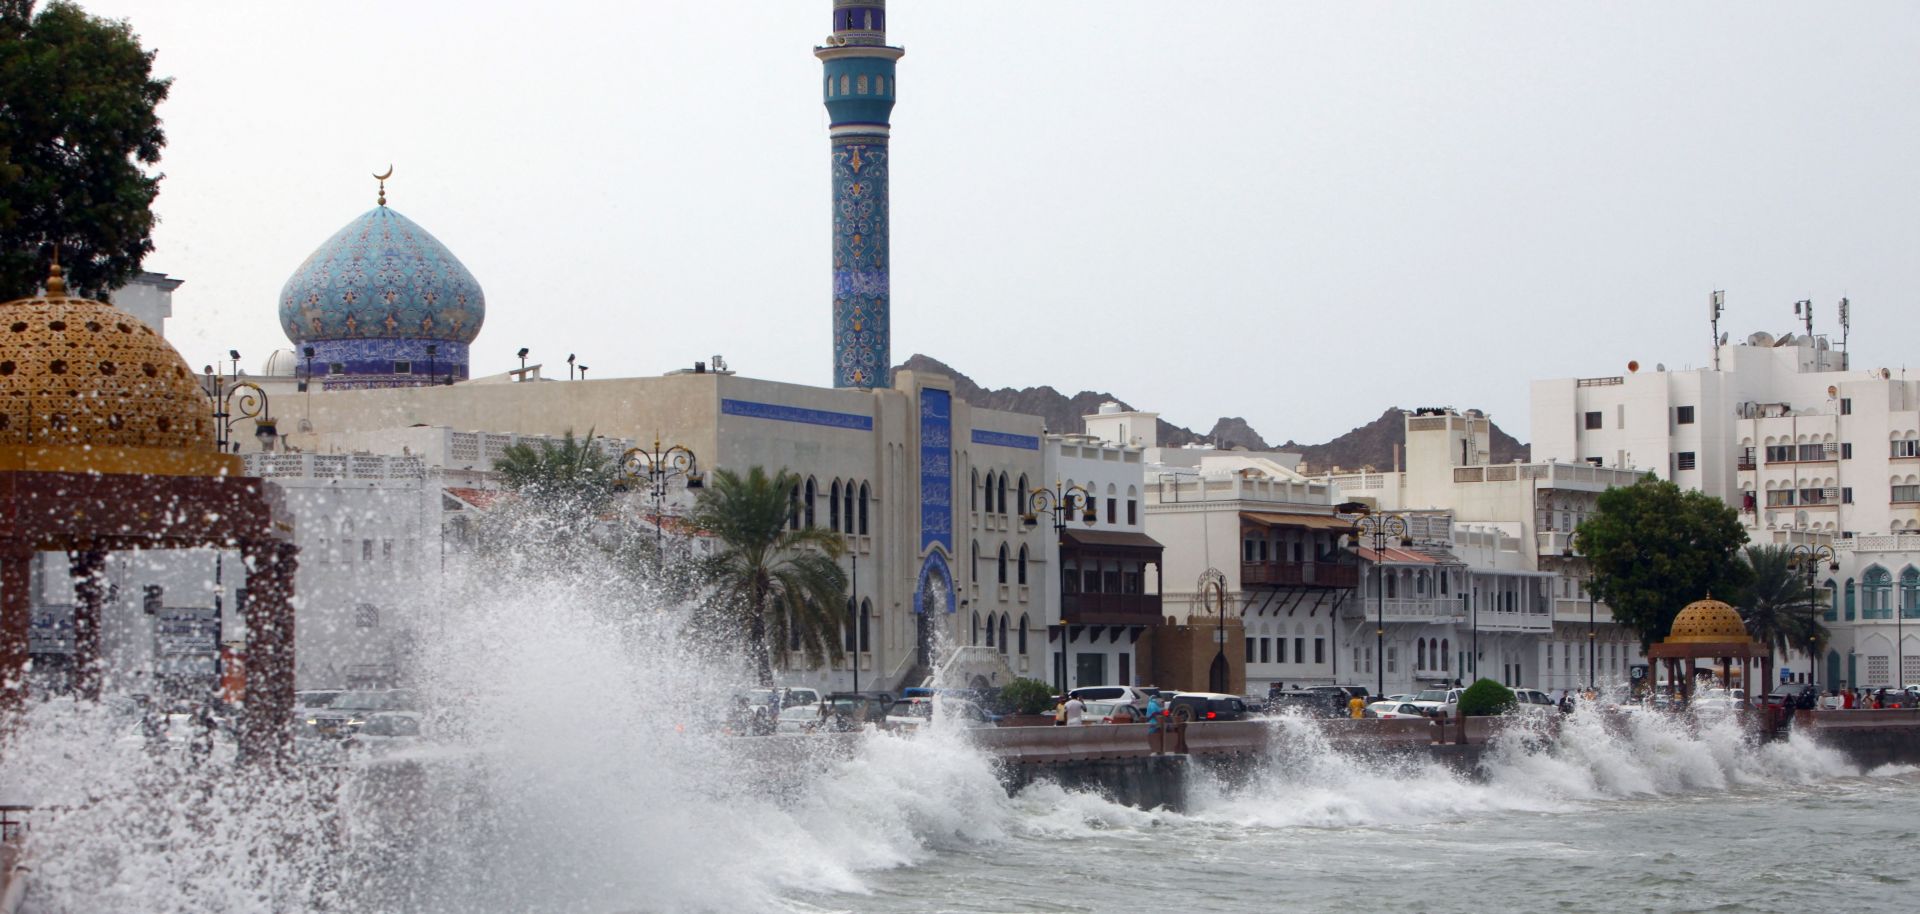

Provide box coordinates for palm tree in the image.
[493,428,619,511]
[687,466,848,686]
[1739,544,1822,686]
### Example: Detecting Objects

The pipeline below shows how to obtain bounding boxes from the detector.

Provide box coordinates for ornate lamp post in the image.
[1789,543,1839,687]
[1023,480,1096,692]
[618,438,703,570]
[203,365,275,453]
[1350,507,1412,699]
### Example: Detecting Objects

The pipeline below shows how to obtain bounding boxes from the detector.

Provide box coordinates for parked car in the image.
[1305,685,1371,704]
[308,689,418,737]
[1082,700,1145,724]
[1167,692,1251,722]
[1363,701,1426,720]
[1760,683,1823,710]
[1512,689,1557,714]
[887,696,995,732]
[1069,685,1154,711]
[1266,690,1348,718]
[818,691,894,730]
[1409,687,1464,717]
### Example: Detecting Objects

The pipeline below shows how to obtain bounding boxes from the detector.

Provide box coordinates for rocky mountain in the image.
[894,354,1529,472]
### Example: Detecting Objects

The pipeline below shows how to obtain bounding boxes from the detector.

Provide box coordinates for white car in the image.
[1081,700,1146,724]
[1409,688,1464,717]
[886,697,995,732]
[1512,689,1558,714]
[1068,685,1153,711]
[1364,701,1425,720]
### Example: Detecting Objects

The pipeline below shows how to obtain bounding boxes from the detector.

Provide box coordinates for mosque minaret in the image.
[817,1,902,389]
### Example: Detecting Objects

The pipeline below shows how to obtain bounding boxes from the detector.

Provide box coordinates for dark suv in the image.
[1168,692,1251,722]
[1760,683,1822,710]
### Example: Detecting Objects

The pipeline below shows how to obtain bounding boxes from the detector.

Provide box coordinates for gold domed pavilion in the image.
[0,259,299,761]
[1648,594,1768,704]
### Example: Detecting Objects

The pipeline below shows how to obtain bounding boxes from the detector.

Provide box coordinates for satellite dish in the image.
[1719,332,1729,345]
[1774,333,1795,347]
[1748,331,1775,347]
[1655,363,1666,372]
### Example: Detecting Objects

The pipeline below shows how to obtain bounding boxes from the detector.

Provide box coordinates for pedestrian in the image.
[1053,696,1067,726]
[1842,688,1855,710]
[1145,693,1166,755]
[1875,688,1888,710]
[1065,693,1087,726]
[1348,694,1365,720]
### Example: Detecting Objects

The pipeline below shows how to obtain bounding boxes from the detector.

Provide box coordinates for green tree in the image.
[1737,544,1826,683]
[1456,678,1515,717]
[1575,475,1752,649]
[686,467,848,687]
[0,1,171,299]
[493,429,618,511]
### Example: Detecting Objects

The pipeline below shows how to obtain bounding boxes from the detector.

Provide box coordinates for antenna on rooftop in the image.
[1838,297,1851,356]
[1794,299,1813,339]
[1710,290,1725,370]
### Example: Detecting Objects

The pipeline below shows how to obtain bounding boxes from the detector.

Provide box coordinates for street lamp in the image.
[204,365,274,453]
[1023,480,1096,692]
[1562,546,1596,692]
[618,437,704,570]
[1789,543,1839,688]
[1349,506,1412,700]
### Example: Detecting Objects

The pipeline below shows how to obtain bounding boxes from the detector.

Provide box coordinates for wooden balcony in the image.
[1240,561,1359,589]
[1061,592,1163,626]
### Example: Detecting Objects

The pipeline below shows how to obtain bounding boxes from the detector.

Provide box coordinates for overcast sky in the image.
[82,1,1920,444]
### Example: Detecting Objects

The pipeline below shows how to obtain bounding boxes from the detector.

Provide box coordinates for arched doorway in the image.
[1827,649,1843,689]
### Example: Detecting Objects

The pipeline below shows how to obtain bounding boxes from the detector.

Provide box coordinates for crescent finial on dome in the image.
[374,164,393,206]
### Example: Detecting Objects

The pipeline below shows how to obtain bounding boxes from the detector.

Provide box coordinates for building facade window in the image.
[997,544,1009,584]
[1894,485,1920,504]
[1893,440,1920,459]
[830,481,842,531]
[1676,452,1696,471]
[1018,613,1029,654]
[858,482,870,534]
[1676,406,1695,425]
[1584,411,1602,430]
[1017,545,1029,584]
[1863,567,1893,619]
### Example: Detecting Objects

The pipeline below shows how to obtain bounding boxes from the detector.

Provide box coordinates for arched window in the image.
[1017,474,1029,512]
[789,484,801,530]
[830,480,842,532]
[1018,613,1030,654]
[859,599,872,652]
[845,599,858,653]
[971,611,981,646]
[1417,639,1427,670]
[999,614,1009,654]
[985,613,997,648]
[844,481,855,531]
[1825,578,1840,622]
[971,468,980,511]
[997,473,1009,515]
[998,543,1009,584]
[1902,568,1920,620]
[971,540,981,582]
[1441,638,1449,671]
[804,477,817,528]
[1863,566,1892,619]
[1845,578,1857,620]
[1018,545,1029,585]
[858,482,870,535]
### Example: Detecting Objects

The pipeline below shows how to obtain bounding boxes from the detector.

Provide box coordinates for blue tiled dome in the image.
[278,205,484,347]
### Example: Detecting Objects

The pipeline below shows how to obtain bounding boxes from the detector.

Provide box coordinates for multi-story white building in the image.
[1027,426,1162,691]
[1323,409,1644,693]
[1533,329,1920,688]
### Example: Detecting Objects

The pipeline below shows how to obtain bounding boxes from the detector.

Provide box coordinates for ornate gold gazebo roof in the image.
[0,259,238,477]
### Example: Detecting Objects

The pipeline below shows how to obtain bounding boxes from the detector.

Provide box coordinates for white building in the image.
[1323,409,1645,693]
[1533,328,1920,688]
[1029,423,1162,691]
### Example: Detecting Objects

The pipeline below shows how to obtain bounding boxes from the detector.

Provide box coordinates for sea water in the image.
[4,560,1914,914]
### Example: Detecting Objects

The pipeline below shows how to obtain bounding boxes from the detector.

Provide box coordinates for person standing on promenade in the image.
[1065,694,1087,726]
[1145,693,1166,754]
[1348,694,1365,719]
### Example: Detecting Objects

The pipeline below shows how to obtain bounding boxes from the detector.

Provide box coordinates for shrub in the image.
[999,677,1056,715]
[1456,678,1516,717]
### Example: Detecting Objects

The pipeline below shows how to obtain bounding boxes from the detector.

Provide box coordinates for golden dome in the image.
[0,261,235,476]
[1665,595,1749,643]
